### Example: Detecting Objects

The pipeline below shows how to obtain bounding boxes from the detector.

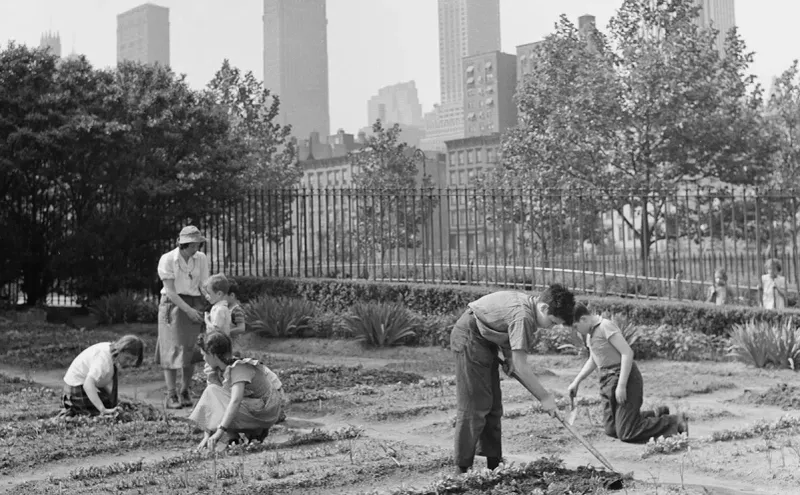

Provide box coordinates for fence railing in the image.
[4,187,799,307]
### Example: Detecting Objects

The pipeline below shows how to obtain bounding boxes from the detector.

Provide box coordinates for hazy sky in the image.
[1,1,797,135]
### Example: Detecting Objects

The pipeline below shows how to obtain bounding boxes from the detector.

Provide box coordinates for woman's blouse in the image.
[157,247,209,296]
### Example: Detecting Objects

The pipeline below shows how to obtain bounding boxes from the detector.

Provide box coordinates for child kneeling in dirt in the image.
[568,303,688,443]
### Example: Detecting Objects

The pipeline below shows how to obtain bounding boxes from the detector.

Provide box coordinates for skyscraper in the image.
[39,31,61,57]
[117,3,170,65]
[421,0,501,152]
[263,0,330,143]
[367,81,423,128]
[694,0,735,54]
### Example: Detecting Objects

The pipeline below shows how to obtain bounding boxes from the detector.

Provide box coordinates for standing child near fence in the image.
[759,259,787,310]
[705,267,736,306]
[204,274,232,334]
[568,303,688,443]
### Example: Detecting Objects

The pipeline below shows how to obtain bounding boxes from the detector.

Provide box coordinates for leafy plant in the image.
[244,295,317,338]
[342,302,418,347]
[88,291,156,325]
[729,318,800,369]
[642,433,690,458]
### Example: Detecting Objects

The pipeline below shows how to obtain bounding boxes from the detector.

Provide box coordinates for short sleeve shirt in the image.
[157,247,209,296]
[230,304,246,332]
[467,291,537,352]
[223,359,281,399]
[63,342,115,388]
[205,301,231,334]
[588,319,622,369]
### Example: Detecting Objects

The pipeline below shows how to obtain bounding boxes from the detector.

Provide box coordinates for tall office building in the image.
[39,31,61,57]
[263,0,330,143]
[421,0,501,152]
[367,81,423,128]
[694,0,735,54]
[117,3,170,65]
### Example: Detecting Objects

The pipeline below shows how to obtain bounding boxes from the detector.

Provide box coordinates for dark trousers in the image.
[451,310,503,468]
[599,363,679,443]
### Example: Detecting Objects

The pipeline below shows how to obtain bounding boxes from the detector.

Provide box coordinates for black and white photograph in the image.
[1,1,799,493]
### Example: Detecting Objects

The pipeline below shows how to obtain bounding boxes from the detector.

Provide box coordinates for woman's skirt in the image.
[156,294,205,369]
[189,384,283,433]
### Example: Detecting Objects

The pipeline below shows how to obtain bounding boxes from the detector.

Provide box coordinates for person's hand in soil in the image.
[207,428,226,451]
[197,431,211,451]
[615,384,627,404]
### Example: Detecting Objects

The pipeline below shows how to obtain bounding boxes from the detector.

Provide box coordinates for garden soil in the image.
[732,383,800,410]
[2,342,800,494]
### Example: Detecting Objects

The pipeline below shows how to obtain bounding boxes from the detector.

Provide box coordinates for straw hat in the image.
[178,225,206,244]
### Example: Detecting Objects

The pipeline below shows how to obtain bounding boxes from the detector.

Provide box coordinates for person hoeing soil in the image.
[451,283,577,475]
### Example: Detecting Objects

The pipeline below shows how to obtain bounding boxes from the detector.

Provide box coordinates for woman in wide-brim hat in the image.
[156,225,210,409]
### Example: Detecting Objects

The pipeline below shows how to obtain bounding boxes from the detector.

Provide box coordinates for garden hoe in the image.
[567,389,579,426]
[498,355,617,474]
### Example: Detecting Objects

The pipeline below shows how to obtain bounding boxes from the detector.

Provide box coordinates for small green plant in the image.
[642,433,690,458]
[245,295,317,338]
[729,318,800,369]
[342,302,418,347]
[711,416,800,442]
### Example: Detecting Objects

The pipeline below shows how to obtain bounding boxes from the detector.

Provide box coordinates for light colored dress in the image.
[156,247,209,368]
[205,300,231,334]
[190,358,283,433]
[761,274,786,309]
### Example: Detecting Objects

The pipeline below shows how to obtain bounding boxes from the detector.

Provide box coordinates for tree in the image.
[0,44,263,304]
[502,0,773,275]
[204,61,300,271]
[765,61,800,188]
[348,121,436,275]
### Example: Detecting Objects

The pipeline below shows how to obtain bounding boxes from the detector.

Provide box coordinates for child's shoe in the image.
[165,392,182,409]
[655,405,670,416]
[676,413,689,437]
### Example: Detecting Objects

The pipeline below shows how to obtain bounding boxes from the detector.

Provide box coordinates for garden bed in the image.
[3,322,800,494]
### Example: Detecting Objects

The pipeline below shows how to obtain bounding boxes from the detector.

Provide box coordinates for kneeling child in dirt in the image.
[568,303,688,443]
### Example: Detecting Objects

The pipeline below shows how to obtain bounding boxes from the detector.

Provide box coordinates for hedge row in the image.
[233,276,800,336]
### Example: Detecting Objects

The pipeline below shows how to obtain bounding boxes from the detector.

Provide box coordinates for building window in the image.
[449,171,457,185]
[468,150,474,164]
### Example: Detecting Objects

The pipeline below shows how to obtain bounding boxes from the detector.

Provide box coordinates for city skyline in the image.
[1,1,797,136]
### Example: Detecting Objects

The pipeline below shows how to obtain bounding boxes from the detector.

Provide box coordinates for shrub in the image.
[413,311,462,347]
[231,276,800,336]
[88,291,157,325]
[342,302,418,347]
[729,318,800,369]
[244,295,317,338]
[307,312,349,339]
[636,325,729,362]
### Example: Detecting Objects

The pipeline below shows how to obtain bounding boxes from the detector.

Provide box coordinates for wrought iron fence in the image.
[4,186,799,307]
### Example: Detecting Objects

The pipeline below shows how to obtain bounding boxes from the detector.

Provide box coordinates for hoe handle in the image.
[504,366,617,472]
